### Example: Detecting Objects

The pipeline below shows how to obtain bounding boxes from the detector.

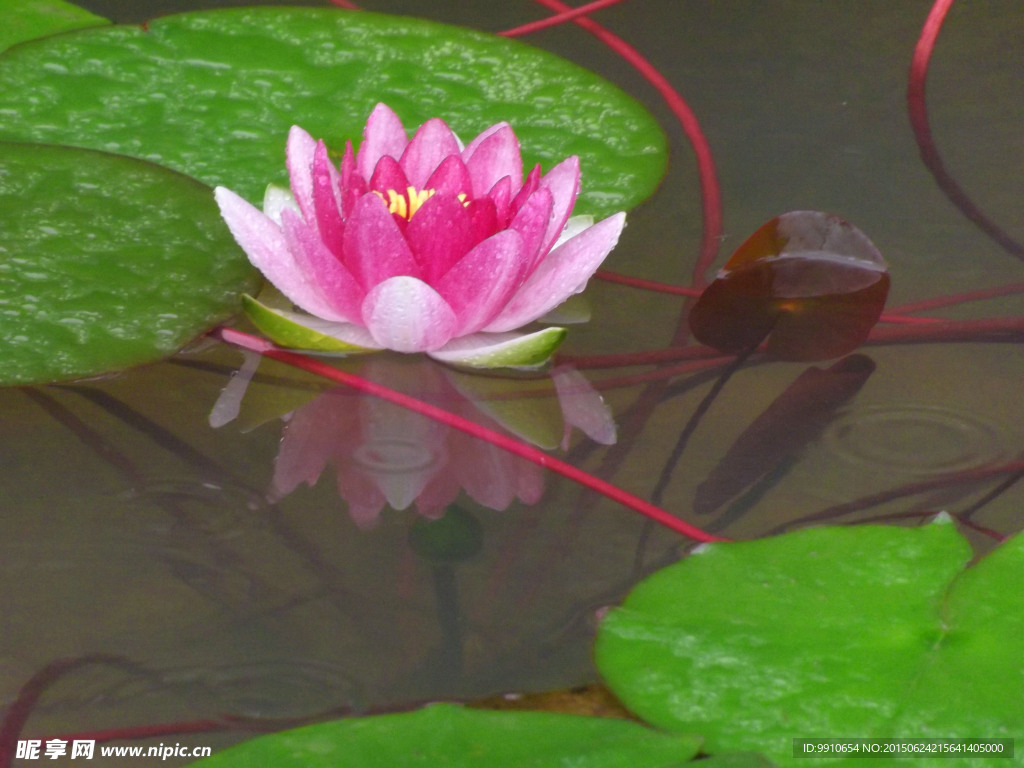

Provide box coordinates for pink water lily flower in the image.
[215,103,626,368]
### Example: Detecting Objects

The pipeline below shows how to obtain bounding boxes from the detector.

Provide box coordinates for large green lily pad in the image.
[0,142,257,386]
[189,702,701,767]
[0,7,666,218]
[595,518,1024,766]
[0,0,107,53]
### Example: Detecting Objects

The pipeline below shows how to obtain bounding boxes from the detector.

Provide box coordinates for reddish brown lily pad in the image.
[690,211,889,361]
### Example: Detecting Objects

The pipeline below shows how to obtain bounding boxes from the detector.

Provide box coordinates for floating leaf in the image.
[595,519,1024,765]
[0,0,107,52]
[689,211,889,361]
[188,702,702,767]
[0,7,666,218]
[0,142,257,386]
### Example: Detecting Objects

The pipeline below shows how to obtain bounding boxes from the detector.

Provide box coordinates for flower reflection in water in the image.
[213,356,615,528]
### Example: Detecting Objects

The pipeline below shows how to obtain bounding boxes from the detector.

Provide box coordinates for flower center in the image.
[377,186,434,220]
[375,187,469,220]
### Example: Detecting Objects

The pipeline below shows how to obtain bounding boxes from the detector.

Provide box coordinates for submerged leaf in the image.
[596,519,1024,764]
[0,142,257,386]
[690,211,889,361]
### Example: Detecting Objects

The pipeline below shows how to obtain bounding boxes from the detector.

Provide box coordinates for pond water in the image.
[3,0,1023,764]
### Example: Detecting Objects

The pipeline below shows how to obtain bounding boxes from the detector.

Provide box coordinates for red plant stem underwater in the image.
[210,327,725,544]
[498,0,629,37]
[907,0,1024,260]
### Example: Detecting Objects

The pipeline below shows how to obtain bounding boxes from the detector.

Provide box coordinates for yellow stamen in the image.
[375,187,471,220]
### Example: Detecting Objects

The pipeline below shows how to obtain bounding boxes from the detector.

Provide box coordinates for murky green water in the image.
[3,1,1023,764]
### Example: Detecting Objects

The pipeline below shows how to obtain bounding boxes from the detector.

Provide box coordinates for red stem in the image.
[908,0,1024,259]
[499,0,628,37]
[563,315,1024,369]
[889,282,1024,315]
[596,269,701,297]
[524,0,722,288]
[211,327,725,543]
[0,656,132,768]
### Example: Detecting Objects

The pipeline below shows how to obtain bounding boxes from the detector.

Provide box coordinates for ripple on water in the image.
[202,659,362,719]
[824,404,1008,476]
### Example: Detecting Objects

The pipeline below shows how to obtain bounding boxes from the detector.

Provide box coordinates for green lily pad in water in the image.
[595,518,1024,766]
[188,702,702,767]
[0,142,257,386]
[0,0,107,53]
[0,7,667,218]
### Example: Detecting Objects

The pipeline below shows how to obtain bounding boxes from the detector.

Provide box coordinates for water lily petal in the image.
[508,185,553,272]
[509,163,541,218]
[367,154,410,199]
[487,175,513,225]
[428,327,568,369]
[424,154,473,199]
[312,139,345,256]
[463,123,522,198]
[537,155,581,254]
[285,125,317,228]
[484,212,625,332]
[215,186,339,320]
[280,208,363,322]
[343,193,421,288]
[356,102,408,181]
[553,214,594,250]
[362,276,458,352]
[408,192,497,283]
[338,139,366,217]
[400,117,462,189]
[436,229,527,335]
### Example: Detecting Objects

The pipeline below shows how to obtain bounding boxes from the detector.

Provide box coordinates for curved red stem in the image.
[522,0,722,288]
[908,0,1024,259]
[499,0,628,37]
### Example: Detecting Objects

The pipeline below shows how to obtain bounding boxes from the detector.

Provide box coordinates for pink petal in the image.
[488,176,512,226]
[462,123,522,198]
[507,186,553,273]
[424,154,473,199]
[406,193,497,283]
[280,208,364,322]
[285,125,317,228]
[537,156,581,254]
[400,117,462,189]
[356,103,409,181]
[312,140,345,256]
[368,154,410,197]
[436,229,527,335]
[339,140,367,216]
[361,276,458,352]
[484,212,626,332]
[342,193,421,288]
[509,164,541,217]
[215,186,339,321]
